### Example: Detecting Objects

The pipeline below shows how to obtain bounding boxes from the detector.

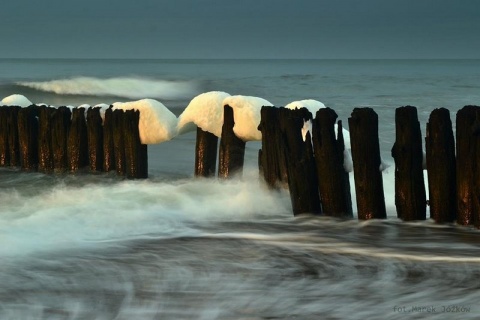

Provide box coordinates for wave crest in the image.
[16,77,199,100]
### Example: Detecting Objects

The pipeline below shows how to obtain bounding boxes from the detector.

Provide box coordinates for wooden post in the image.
[218,105,245,179]
[112,109,126,175]
[312,108,353,218]
[123,109,148,179]
[103,107,115,172]
[348,108,387,220]
[279,107,321,216]
[257,106,288,188]
[425,108,456,223]
[455,105,478,226]
[17,106,39,170]
[472,110,480,228]
[50,106,71,172]
[67,107,89,172]
[86,107,104,172]
[194,127,218,177]
[391,106,426,220]
[0,107,9,166]
[37,106,54,173]
[7,106,20,167]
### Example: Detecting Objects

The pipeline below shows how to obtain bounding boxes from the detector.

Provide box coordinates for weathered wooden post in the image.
[17,105,39,170]
[257,106,288,188]
[425,108,456,223]
[37,106,53,173]
[7,106,20,167]
[348,108,387,220]
[279,107,321,216]
[312,108,353,217]
[195,127,218,177]
[50,106,71,172]
[0,107,9,166]
[391,106,426,221]
[103,107,115,172]
[112,109,126,175]
[218,105,246,178]
[123,109,148,179]
[86,107,103,172]
[455,105,478,226]
[67,107,89,172]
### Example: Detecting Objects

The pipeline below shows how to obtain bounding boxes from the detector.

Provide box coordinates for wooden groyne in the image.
[0,105,148,179]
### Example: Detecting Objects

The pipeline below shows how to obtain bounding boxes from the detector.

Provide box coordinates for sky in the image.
[1,0,479,59]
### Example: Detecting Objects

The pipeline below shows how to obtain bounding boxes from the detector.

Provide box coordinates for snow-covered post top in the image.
[1,94,33,107]
[177,91,231,137]
[112,99,178,144]
[222,95,274,142]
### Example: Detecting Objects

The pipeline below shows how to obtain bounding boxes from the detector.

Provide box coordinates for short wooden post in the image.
[37,106,53,173]
[7,106,20,167]
[455,105,478,226]
[194,127,218,177]
[425,108,456,223]
[218,105,245,179]
[67,107,88,172]
[0,107,9,166]
[257,106,288,188]
[112,109,126,175]
[312,108,353,217]
[103,107,115,172]
[86,107,103,172]
[348,108,387,220]
[51,107,71,172]
[279,107,321,216]
[17,105,39,170]
[123,109,148,179]
[391,106,426,221]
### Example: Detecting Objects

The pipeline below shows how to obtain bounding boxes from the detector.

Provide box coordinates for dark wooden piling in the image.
[455,105,478,226]
[123,109,148,179]
[103,107,115,172]
[257,106,288,188]
[7,106,20,167]
[391,106,426,221]
[67,107,88,172]
[37,106,54,173]
[50,107,71,172]
[425,108,456,223]
[194,127,218,177]
[17,105,39,170]
[0,107,9,166]
[348,108,387,220]
[279,107,321,216]
[112,109,126,175]
[312,108,353,218]
[472,110,480,228]
[86,107,104,172]
[218,105,246,179]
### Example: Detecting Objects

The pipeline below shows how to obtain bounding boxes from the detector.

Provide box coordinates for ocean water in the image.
[1,59,480,319]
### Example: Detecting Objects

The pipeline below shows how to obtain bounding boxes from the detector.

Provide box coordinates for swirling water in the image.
[1,59,480,319]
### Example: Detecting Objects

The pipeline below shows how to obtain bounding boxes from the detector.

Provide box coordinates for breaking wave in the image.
[16,77,200,100]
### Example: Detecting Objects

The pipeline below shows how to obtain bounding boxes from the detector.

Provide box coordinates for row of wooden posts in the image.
[198,104,480,228]
[0,105,147,178]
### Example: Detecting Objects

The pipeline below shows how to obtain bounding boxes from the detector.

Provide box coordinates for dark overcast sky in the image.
[1,0,479,59]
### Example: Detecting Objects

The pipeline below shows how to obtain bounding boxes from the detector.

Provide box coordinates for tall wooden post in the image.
[51,106,71,172]
[67,107,89,172]
[17,105,39,170]
[103,107,115,172]
[425,108,456,223]
[123,109,148,179]
[218,105,245,179]
[348,108,386,220]
[7,106,20,167]
[112,109,126,175]
[391,106,426,220]
[194,127,218,177]
[86,107,104,172]
[37,106,53,173]
[0,107,9,166]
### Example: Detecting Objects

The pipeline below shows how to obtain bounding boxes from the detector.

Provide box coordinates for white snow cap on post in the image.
[177,91,231,137]
[1,94,33,107]
[222,95,274,141]
[112,99,178,144]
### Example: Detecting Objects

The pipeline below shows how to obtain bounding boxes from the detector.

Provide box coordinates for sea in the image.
[0,59,479,319]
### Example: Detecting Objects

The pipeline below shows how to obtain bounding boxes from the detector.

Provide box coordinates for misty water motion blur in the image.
[1,58,480,319]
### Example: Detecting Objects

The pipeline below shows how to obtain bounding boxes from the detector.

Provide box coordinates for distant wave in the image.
[16,77,199,100]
